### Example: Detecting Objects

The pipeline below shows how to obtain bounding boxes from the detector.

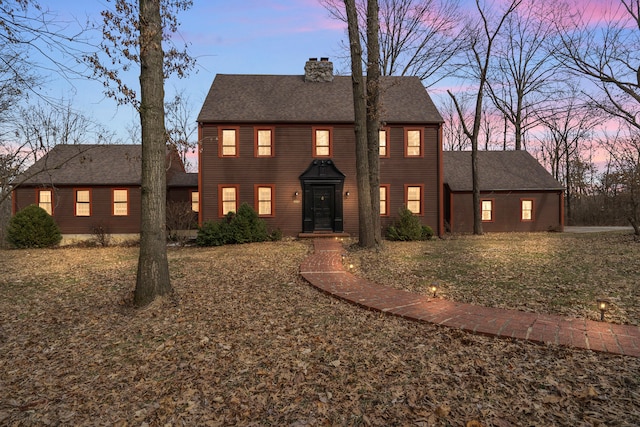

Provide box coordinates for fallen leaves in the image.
[0,239,638,425]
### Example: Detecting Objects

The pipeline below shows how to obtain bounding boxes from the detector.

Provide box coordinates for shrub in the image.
[386,207,433,241]
[7,204,62,248]
[196,203,277,246]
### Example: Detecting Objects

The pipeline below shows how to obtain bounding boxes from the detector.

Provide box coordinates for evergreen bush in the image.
[7,204,62,248]
[386,207,434,241]
[196,203,278,246]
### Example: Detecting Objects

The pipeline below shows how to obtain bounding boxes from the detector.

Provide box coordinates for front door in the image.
[312,186,334,231]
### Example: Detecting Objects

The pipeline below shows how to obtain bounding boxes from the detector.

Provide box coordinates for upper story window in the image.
[256,185,274,217]
[313,127,332,157]
[219,185,238,216]
[521,199,534,221]
[405,128,423,157]
[113,189,129,216]
[191,191,199,213]
[219,127,239,157]
[38,189,53,215]
[75,189,91,217]
[255,127,274,157]
[481,199,494,222]
[405,185,423,215]
[380,184,390,216]
[379,128,390,158]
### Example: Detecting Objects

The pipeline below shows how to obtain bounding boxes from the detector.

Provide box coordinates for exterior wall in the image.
[13,185,142,235]
[379,125,440,233]
[448,190,564,233]
[199,122,441,237]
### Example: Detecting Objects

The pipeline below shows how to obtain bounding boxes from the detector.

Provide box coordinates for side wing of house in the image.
[444,151,565,233]
[12,145,144,237]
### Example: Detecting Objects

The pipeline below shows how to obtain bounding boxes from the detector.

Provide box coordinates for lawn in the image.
[0,233,638,426]
[347,232,640,325]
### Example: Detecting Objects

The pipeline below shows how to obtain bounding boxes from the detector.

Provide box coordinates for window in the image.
[38,189,53,215]
[75,189,91,216]
[521,199,534,221]
[113,189,129,216]
[379,128,390,158]
[313,127,332,157]
[481,199,494,222]
[255,185,274,217]
[255,127,274,157]
[405,128,423,157]
[191,191,199,213]
[405,185,423,215]
[380,184,390,216]
[219,185,238,216]
[219,127,239,157]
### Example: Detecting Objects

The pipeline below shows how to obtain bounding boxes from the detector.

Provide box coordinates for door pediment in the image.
[299,159,345,181]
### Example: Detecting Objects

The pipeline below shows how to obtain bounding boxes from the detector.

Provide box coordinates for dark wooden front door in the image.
[312,186,334,231]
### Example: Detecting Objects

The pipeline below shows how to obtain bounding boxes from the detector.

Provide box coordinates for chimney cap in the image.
[320,57,329,61]
[308,57,318,61]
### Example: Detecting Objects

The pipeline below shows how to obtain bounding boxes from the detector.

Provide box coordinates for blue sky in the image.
[46,0,347,141]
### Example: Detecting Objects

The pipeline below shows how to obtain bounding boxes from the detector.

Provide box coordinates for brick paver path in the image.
[300,238,640,357]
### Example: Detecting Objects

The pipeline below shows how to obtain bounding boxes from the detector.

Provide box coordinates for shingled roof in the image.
[18,144,142,186]
[444,151,564,192]
[197,74,443,124]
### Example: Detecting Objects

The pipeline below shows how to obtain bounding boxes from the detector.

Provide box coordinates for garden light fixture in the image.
[596,298,610,321]
[430,283,438,297]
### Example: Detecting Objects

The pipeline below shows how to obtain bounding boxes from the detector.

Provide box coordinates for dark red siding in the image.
[13,185,141,234]
[448,190,564,233]
[199,122,442,237]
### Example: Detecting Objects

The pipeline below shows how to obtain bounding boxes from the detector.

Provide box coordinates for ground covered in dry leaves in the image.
[1,234,639,426]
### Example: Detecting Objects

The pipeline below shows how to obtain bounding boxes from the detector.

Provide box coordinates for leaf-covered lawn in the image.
[0,235,639,426]
[348,232,640,325]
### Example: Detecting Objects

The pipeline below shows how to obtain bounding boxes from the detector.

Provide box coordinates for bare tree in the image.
[447,0,522,235]
[600,126,640,235]
[534,85,600,224]
[1,101,116,206]
[553,0,640,131]
[324,0,463,86]
[345,0,377,248]
[486,0,560,150]
[440,96,471,151]
[88,0,195,307]
[165,89,197,171]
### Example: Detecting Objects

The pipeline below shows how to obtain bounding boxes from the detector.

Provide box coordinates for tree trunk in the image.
[345,0,376,248]
[366,0,382,246]
[135,0,172,307]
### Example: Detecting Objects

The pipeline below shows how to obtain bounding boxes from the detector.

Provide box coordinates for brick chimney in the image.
[304,57,334,82]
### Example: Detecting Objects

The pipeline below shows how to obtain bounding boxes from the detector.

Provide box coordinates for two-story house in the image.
[196,58,445,237]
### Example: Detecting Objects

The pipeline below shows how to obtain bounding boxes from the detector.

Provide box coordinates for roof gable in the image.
[444,151,564,192]
[198,74,443,124]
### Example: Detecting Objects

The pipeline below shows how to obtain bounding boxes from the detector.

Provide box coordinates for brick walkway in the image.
[300,238,640,357]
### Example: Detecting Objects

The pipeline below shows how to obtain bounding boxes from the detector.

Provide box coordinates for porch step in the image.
[298,232,350,239]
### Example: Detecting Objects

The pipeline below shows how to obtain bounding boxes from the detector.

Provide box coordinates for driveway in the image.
[564,226,634,233]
